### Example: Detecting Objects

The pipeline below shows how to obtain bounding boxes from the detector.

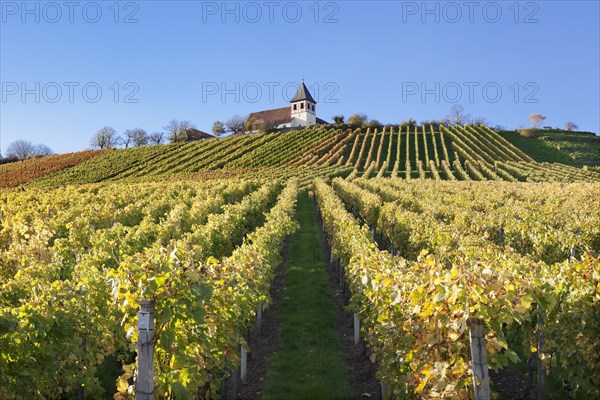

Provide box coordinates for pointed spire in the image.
[290,80,316,104]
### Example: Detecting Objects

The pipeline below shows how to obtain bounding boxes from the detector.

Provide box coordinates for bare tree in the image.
[447,104,470,126]
[164,119,194,143]
[122,128,148,147]
[471,116,488,126]
[121,130,134,148]
[91,126,119,149]
[528,113,546,129]
[6,140,36,159]
[33,144,54,156]
[149,132,165,145]
[212,121,226,137]
[131,129,149,147]
[564,121,578,132]
[5,140,53,160]
[225,115,247,134]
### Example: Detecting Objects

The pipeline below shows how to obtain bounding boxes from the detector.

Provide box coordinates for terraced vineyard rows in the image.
[2,126,596,187]
[282,125,599,182]
[29,144,182,186]
[26,128,340,186]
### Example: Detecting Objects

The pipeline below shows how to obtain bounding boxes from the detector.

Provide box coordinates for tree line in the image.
[1,140,54,162]
[1,107,582,162]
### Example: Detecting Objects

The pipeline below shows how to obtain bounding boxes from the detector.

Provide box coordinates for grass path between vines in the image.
[260,194,354,400]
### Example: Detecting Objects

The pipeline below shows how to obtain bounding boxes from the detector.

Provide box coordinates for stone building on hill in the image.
[247,80,328,131]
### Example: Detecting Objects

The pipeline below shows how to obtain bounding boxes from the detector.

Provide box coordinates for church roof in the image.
[248,107,329,128]
[290,81,316,104]
[248,107,292,127]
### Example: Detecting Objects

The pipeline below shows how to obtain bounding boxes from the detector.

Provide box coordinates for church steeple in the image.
[290,79,317,127]
[290,80,316,104]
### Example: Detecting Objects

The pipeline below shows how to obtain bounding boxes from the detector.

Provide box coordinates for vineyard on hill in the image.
[0,149,107,188]
[1,125,600,399]
[1,125,599,188]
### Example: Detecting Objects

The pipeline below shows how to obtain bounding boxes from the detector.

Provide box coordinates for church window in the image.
[301,103,304,109]
[293,104,297,110]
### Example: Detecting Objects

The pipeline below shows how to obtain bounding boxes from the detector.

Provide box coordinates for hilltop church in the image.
[248,80,328,130]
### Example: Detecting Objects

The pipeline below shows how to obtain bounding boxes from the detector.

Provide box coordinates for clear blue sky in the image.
[1,0,599,154]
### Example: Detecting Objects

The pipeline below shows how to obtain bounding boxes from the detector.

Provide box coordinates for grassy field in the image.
[499,129,599,165]
[498,130,577,164]
[261,195,354,400]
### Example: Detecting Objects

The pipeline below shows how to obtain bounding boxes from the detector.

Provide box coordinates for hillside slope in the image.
[4,125,599,187]
[0,150,107,188]
[499,129,600,166]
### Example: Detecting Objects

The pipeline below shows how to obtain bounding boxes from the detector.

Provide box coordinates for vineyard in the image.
[0,150,107,188]
[320,177,599,398]
[1,125,599,399]
[0,179,297,398]
[2,125,599,188]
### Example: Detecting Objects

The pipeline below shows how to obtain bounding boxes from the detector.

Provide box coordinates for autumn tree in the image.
[245,118,266,133]
[528,113,546,129]
[348,114,368,127]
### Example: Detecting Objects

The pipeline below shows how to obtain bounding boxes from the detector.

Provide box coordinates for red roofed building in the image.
[248,80,328,131]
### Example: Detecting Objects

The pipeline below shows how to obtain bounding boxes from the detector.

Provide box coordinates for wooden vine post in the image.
[240,342,248,384]
[353,313,360,346]
[537,305,545,399]
[468,318,491,400]
[136,300,155,400]
[255,303,263,334]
